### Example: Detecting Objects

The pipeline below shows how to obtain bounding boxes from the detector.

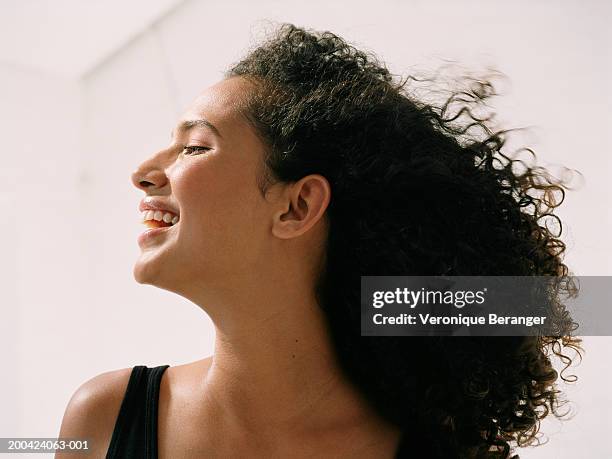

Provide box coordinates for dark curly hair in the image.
[225,23,583,459]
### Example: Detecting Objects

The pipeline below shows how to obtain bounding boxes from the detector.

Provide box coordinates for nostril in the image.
[139,180,155,188]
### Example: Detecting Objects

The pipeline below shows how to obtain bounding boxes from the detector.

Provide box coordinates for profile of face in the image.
[131,77,330,309]
[131,77,270,296]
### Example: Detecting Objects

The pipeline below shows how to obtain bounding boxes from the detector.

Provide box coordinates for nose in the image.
[131,156,169,192]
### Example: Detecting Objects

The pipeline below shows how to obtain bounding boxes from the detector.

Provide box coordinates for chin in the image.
[132,250,165,285]
[133,252,189,296]
[133,263,154,286]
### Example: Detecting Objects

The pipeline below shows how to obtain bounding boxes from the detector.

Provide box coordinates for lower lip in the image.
[137,225,173,247]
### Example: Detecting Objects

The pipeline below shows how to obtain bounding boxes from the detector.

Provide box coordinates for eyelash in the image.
[181,145,211,155]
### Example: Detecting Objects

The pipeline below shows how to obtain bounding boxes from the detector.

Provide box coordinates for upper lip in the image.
[138,197,180,217]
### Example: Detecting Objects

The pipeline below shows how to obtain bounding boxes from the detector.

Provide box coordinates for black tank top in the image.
[106,365,412,458]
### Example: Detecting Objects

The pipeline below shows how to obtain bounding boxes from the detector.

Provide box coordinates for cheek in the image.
[172,159,265,250]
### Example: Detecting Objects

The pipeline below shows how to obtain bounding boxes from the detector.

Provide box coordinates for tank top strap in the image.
[106,364,170,459]
[144,365,169,457]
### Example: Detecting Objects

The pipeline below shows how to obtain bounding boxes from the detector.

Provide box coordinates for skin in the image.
[56,76,402,458]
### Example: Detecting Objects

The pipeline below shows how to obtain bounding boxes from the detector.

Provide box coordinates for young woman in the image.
[57,24,580,458]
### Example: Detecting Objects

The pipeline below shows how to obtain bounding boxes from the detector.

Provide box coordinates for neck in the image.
[198,279,376,436]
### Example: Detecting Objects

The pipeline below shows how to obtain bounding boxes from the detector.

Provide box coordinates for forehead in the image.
[176,77,251,133]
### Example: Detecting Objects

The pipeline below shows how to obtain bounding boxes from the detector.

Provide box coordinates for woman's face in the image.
[131,77,272,296]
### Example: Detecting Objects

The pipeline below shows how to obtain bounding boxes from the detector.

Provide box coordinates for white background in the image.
[1,0,610,457]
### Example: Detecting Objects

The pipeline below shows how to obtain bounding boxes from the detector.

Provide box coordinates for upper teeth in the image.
[141,210,179,225]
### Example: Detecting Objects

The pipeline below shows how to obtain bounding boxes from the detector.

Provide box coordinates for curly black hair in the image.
[225,23,583,459]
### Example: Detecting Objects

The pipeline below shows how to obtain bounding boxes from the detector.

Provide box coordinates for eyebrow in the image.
[171,118,222,139]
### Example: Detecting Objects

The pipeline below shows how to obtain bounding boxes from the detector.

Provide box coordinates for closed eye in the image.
[181,145,211,155]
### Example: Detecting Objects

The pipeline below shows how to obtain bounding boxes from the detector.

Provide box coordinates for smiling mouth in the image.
[141,210,179,229]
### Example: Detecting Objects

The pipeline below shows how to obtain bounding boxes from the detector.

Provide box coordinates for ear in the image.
[272,174,331,239]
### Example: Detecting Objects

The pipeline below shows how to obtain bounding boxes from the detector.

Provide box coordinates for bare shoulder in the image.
[159,357,212,399]
[164,356,212,382]
[55,367,133,459]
